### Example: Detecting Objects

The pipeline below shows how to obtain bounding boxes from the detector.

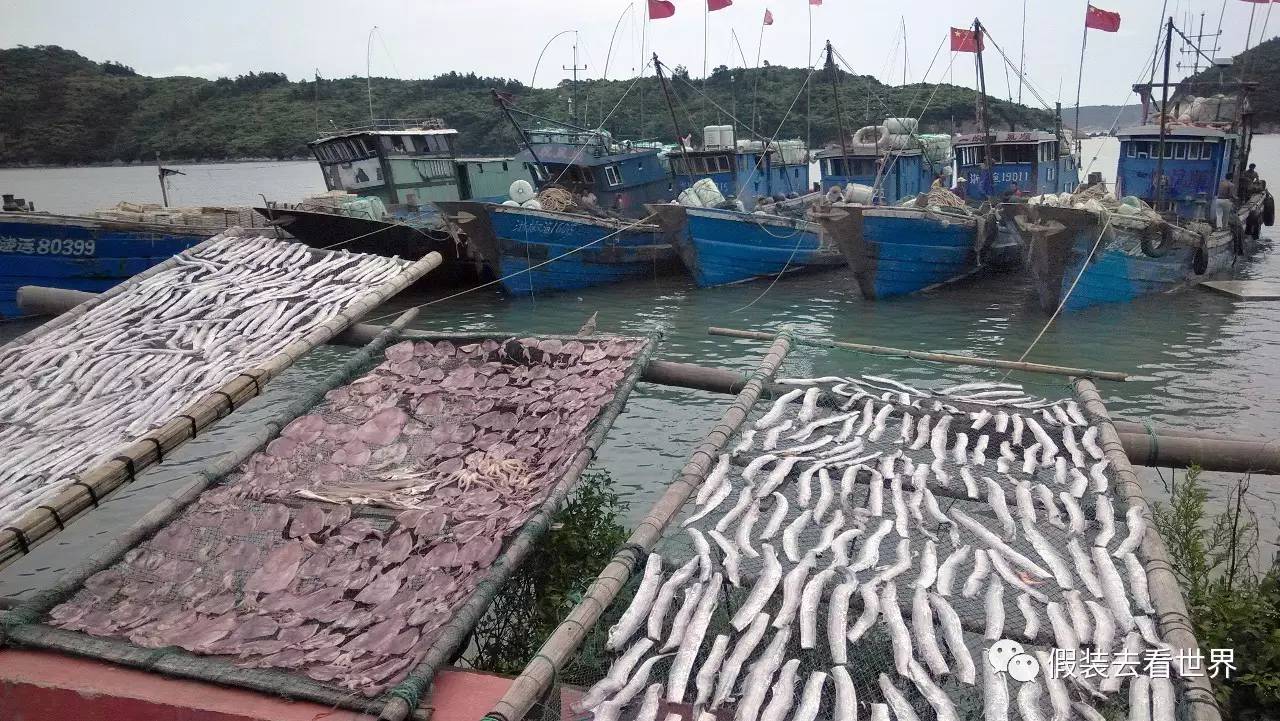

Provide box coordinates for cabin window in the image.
[1174,143,1187,160]
[528,163,548,182]
[719,156,732,172]
[390,136,407,154]
[503,161,509,171]
[1163,143,1174,159]
[476,163,484,173]
[1127,143,1136,158]
[1202,142,1214,160]
[604,164,622,186]
[362,138,378,155]
[1136,142,1149,159]
[1187,144,1199,160]
[794,168,800,178]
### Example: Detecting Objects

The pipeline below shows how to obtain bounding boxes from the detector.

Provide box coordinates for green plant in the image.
[1153,466,1280,719]
[463,468,629,675]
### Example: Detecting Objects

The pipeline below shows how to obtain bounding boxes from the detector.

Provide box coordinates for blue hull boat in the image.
[1010,201,1257,313]
[0,212,216,318]
[648,203,843,287]
[434,201,677,295]
[815,204,985,299]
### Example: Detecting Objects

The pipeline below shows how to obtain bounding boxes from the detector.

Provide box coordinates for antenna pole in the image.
[826,42,850,177]
[1073,2,1089,156]
[563,32,588,126]
[493,90,548,180]
[155,152,169,208]
[654,54,691,183]
[366,26,377,124]
[1018,0,1027,104]
[974,18,994,195]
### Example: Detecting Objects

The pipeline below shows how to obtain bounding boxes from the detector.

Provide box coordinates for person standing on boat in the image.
[1216,173,1236,228]
[1243,164,1260,195]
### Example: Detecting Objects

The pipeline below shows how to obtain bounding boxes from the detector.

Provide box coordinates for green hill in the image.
[1186,36,1280,129]
[0,45,1058,166]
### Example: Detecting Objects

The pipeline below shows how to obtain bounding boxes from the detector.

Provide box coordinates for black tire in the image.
[1264,193,1275,226]
[1248,212,1262,240]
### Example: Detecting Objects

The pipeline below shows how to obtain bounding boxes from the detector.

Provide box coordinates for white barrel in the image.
[692,177,725,206]
[501,199,520,206]
[509,179,535,203]
[843,183,875,206]
[883,117,919,135]
[520,199,543,210]
[853,125,889,146]
[678,187,705,207]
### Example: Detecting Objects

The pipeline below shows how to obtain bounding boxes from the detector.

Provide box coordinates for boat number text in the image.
[0,237,96,256]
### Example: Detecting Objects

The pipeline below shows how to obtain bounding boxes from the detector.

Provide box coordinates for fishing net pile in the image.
[575,375,1177,721]
[46,336,646,696]
[0,234,411,527]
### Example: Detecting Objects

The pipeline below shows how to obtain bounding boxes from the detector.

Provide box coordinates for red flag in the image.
[810,0,822,5]
[708,0,732,10]
[764,8,774,25]
[648,0,675,19]
[950,27,982,52]
[1084,5,1121,32]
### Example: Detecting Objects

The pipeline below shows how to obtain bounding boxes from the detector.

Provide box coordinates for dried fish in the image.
[714,486,758,534]
[1021,515,1076,589]
[799,568,837,649]
[647,558,699,642]
[1087,599,1115,657]
[742,454,778,484]
[936,545,972,596]
[881,582,915,676]
[708,530,742,587]
[692,634,730,706]
[782,509,814,563]
[829,665,857,721]
[828,528,863,568]
[660,581,703,652]
[634,684,662,721]
[878,674,922,721]
[735,500,762,559]
[912,585,950,678]
[1036,649,1073,719]
[930,414,953,459]
[910,414,932,450]
[695,454,732,505]
[577,637,653,710]
[1112,504,1147,558]
[758,493,790,541]
[763,422,792,450]
[1016,592,1041,641]
[1128,674,1151,721]
[667,572,723,703]
[683,477,733,528]
[1015,678,1047,721]
[868,403,894,442]
[755,389,805,429]
[986,477,1016,540]
[1095,495,1116,548]
[731,544,782,631]
[1122,552,1156,614]
[1102,631,1144,693]
[1062,425,1085,467]
[909,661,959,721]
[1081,426,1104,460]
[797,387,822,424]
[1090,459,1110,493]
[813,468,836,522]
[606,553,664,650]
[981,648,1010,721]
[1067,539,1104,598]
[796,460,826,507]
[971,434,989,466]
[710,612,769,709]
[758,659,800,721]
[847,582,881,643]
[962,549,993,598]
[1065,589,1094,643]
[855,399,876,437]
[688,528,713,582]
[734,626,792,721]
[828,582,855,665]
[594,653,671,721]
[773,551,817,629]
[791,673,829,721]
[915,540,939,589]
[898,412,916,444]
[930,592,976,684]
[813,509,845,554]
[1046,601,1081,651]
[732,428,757,456]
[984,578,1006,641]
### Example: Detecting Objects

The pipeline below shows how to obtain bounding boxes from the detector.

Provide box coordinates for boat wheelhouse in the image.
[815,145,936,206]
[517,128,671,218]
[308,119,530,211]
[666,127,809,211]
[954,129,1079,201]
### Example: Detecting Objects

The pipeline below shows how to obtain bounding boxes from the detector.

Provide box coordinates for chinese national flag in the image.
[810,0,822,5]
[708,0,732,10]
[1085,5,1121,32]
[950,27,982,52]
[649,0,675,19]
[764,8,774,25]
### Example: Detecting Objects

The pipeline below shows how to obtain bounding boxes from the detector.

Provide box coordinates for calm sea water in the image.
[2,137,1277,602]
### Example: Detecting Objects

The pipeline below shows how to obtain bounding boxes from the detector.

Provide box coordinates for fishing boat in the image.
[954,128,1080,202]
[666,125,810,211]
[0,209,219,319]
[1009,19,1272,313]
[434,91,679,295]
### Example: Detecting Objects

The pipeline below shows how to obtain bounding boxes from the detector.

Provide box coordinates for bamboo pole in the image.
[707,326,1131,381]
[0,248,443,569]
[377,334,660,721]
[1072,378,1222,721]
[0,310,424,718]
[1116,432,1280,475]
[481,326,795,721]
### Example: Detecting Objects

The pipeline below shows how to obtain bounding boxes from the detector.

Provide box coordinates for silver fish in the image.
[986,477,1017,539]
[782,509,814,563]
[987,549,1051,604]
[1102,631,1143,693]
[797,387,822,424]
[796,460,826,507]
[1016,678,1048,721]
[755,388,804,429]
[910,414,932,450]
[695,453,732,505]
[1062,425,1085,467]
[1065,589,1094,643]
[912,585,951,678]
[829,665,858,721]
[959,467,980,499]
[1122,551,1156,614]
[758,659,801,721]
[732,428,757,456]
[791,673,829,721]
[710,611,769,709]
[962,549,993,598]
[982,648,1010,721]
[908,661,959,721]
[814,509,845,555]
[1090,459,1110,493]
[929,592,976,684]
[953,432,970,465]
[868,537,912,587]
[1060,491,1086,535]
[1128,674,1151,721]
[684,476,734,528]
[662,581,703,651]
[1035,649,1073,719]
[692,634,731,706]
[799,568,836,649]
[984,578,1006,642]
[850,518,894,573]
[1087,599,1116,658]
[607,553,664,650]
[732,544,782,631]
[814,467,836,522]
[878,674,922,721]
[735,500,762,559]
[930,415,953,459]
[1081,426,1104,460]
[972,433,990,466]
[577,637,653,711]
[758,493,790,541]
[774,550,817,628]
[734,625,792,721]
[1011,413,1025,446]
[743,456,777,487]
[953,509,1052,579]
[708,530,741,587]
[757,456,803,497]
[915,540,939,589]
[648,557,700,641]
[828,581,856,664]
[1046,601,1081,651]
[1016,592,1041,641]
[867,468,885,516]
[1022,516,1076,589]
[1066,538,1104,598]
[667,572,723,702]
[763,421,793,450]
[715,486,758,533]
[1095,495,1116,548]
[1113,504,1147,558]
[867,403,894,442]
[880,582,916,676]
[829,527,864,568]
[936,544,972,596]
[898,412,916,444]
[891,474,909,538]
[847,581,881,643]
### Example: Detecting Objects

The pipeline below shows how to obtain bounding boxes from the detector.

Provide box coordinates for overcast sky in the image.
[1,0,1269,107]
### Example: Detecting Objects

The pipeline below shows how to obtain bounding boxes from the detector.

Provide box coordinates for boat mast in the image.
[826,42,851,178]
[1155,17,1172,212]
[492,90,549,181]
[973,19,994,193]
[653,54,693,184]
[563,32,587,127]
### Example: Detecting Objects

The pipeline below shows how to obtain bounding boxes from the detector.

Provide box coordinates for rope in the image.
[1003,211,1113,379]
[731,230,807,314]
[1143,419,1161,465]
[361,213,658,325]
